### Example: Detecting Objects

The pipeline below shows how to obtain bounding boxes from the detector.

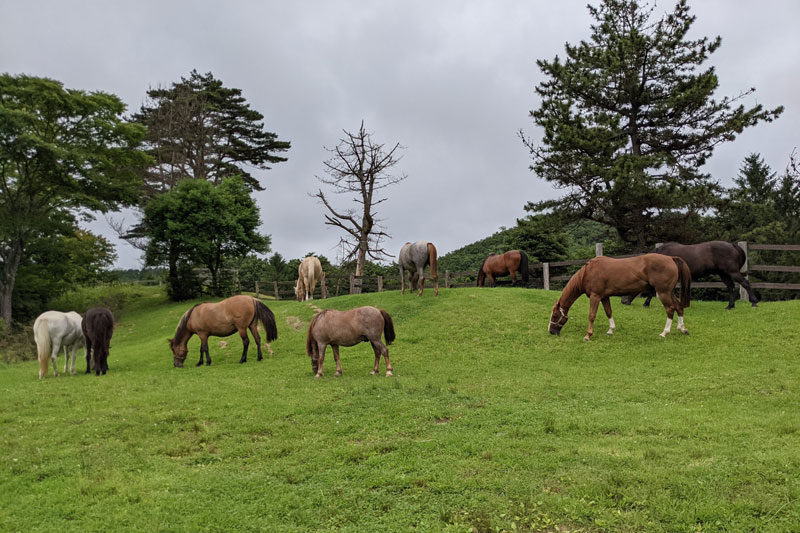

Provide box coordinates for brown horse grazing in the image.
[620,241,757,309]
[549,254,691,341]
[477,250,529,287]
[399,241,439,296]
[306,306,395,378]
[169,295,278,367]
[82,307,114,376]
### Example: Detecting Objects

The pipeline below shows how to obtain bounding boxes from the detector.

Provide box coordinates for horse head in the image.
[548,299,569,335]
[168,337,188,367]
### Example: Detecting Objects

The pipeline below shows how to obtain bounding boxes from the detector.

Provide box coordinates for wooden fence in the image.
[250,241,800,300]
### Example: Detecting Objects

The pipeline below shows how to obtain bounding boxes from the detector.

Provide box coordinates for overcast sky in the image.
[2,1,798,269]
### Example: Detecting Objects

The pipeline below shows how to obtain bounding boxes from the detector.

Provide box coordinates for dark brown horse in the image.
[169,295,278,367]
[621,241,757,309]
[82,307,114,376]
[306,306,395,378]
[549,254,691,341]
[477,250,529,287]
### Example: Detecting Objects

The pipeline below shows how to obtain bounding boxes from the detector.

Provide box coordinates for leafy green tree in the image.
[133,70,290,195]
[142,176,270,298]
[0,74,148,327]
[521,0,782,250]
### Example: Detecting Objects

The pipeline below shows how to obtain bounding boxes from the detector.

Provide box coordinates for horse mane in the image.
[173,304,199,342]
[559,263,587,308]
[306,311,324,356]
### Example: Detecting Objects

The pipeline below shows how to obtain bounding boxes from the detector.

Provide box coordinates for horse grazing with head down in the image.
[477,250,529,287]
[306,306,395,378]
[169,295,278,368]
[33,310,84,379]
[295,255,324,302]
[621,241,757,309]
[82,307,114,376]
[399,241,438,296]
[549,254,691,341]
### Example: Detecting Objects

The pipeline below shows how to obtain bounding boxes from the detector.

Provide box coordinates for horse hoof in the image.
[680,329,689,335]
[751,303,758,307]
[386,370,393,377]
[583,336,590,342]
[314,373,323,379]
[239,360,246,364]
[334,371,342,377]
[659,333,667,338]
[370,371,378,375]
[606,330,614,336]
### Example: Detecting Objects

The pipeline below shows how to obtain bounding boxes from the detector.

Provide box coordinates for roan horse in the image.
[295,255,324,302]
[306,306,395,378]
[33,310,84,379]
[621,241,757,309]
[169,295,278,367]
[548,254,691,341]
[399,241,439,296]
[82,306,114,376]
[477,250,530,287]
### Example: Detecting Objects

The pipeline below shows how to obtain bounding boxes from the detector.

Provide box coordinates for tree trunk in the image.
[0,240,23,330]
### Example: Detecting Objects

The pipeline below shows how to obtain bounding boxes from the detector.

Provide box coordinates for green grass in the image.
[1,287,798,532]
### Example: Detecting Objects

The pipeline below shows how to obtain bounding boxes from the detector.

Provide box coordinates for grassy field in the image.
[1,287,798,532]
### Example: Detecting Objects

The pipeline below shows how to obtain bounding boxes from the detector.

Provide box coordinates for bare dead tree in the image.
[314,121,406,276]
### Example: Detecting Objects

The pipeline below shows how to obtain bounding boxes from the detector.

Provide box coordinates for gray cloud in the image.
[2,1,797,268]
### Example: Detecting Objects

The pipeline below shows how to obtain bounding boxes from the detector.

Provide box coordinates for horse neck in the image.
[558,267,585,311]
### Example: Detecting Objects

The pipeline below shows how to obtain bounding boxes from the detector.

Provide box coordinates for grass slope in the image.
[1,288,798,532]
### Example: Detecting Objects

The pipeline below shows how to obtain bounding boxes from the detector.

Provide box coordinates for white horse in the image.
[295,256,324,301]
[33,310,84,379]
[399,241,439,296]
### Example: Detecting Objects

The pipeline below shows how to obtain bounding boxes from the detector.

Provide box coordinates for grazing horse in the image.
[620,241,757,309]
[548,254,691,341]
[295,255,324,301]
[399,241,439,296]
[33,310,84,379]
[477,250,530,287]
[82,307,114,376]
[169,294,278,368]
[306,306,395,378]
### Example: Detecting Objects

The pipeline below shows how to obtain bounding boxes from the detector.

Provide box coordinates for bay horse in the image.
[82,307,114,376]
[295,255,324,302]
[169,294,278,367]
[306,306,395,378]
[399,241,439,296]
[477,250,529,287]
[620,241,757,309]
[548,254,691,341]
[33,310,84,379]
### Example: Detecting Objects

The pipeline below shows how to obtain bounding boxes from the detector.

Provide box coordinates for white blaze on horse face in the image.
[607,317,616,335]
[660,318,673,338]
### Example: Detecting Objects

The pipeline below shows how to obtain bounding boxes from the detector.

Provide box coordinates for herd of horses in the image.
[32,239,755,379]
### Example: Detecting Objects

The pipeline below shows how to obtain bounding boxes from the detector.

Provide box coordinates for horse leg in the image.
[315,342,327,378]
[85,338,93,374]
[643,287,654,307]
[731,271,759,307]
[239,328,250,364]
[50,338,61,377]
[371,340,393,377]
[509,269,517,286]
[410,272,419,293]
[602,297,615,335]
[487,272,496,287]
[584,295,601,341]
[399,265,406,295]
[656,291,677,338]
[332,345,343,377]
[719,272,737,309]
[69,343,78,374]
[249,322,263,361]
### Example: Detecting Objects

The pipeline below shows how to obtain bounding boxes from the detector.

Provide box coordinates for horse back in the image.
[308,307,385,347]
[658,241,743,275]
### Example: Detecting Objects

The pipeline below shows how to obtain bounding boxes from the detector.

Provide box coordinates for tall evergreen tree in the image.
[521,0,783,250]
[133,70,290,195]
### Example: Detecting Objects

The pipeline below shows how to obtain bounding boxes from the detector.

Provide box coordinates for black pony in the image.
[82,307,114,375]
[621,241,757,309]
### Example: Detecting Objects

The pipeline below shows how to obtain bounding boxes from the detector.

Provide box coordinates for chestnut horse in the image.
[477,250,529,287]
[399,241,439,296]
[548,254,691,341]
[169,295,278,367]
[82,306,114,376]
[306,306,395,378]
[295,255,324,302]
[620,241,757,309]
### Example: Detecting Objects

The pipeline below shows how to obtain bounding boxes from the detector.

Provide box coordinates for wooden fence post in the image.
[273,281,280,300]
[543,262,550,291]
[445,270,451,289]
[738,241,749,301]
[255,281,260,299]
[321,277,328,299]
[377,275,383,292]
[351,274,362,295]
[595,242,603,256]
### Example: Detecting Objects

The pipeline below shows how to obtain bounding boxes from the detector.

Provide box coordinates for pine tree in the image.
[521,0,782,250]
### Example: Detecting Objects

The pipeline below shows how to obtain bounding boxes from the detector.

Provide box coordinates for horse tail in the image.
[427,243,438,280]
[477,256,489,286]
[673,257,691,308]
[254,299,278,342]
[34,316,51,378]
[380,310,395,345]
[306,312,322,357]
[731,241,747,272]
[519,251,530,283]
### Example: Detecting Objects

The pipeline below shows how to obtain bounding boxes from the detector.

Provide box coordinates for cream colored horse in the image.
[295,256,324,301]
[33,310,84,379]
